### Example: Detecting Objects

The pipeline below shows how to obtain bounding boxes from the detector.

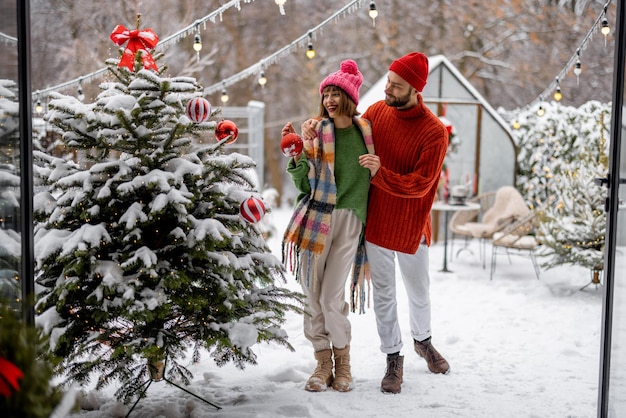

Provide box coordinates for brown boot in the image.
[381,355,403,394]
[305,349,334,392]
[414,338,450,374]
[332,346,352,392]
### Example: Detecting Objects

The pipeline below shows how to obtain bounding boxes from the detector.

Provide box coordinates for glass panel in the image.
[607,108,626,415]
[0,1,21,309]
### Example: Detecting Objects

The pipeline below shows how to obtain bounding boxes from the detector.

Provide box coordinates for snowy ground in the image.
[61,206,603,418]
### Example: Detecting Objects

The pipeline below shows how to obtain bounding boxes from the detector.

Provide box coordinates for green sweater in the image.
[287,124,370,224]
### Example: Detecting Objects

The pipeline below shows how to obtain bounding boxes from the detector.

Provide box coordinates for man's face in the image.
[384,71,415,109]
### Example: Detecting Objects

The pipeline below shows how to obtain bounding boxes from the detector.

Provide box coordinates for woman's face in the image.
[322,86,344,118]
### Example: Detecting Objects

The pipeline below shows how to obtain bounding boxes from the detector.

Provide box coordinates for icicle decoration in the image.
[32,0,258,99]
[275,0,287,15]
[203,0,366,95]
[0,30,18,45]
[521,0,611,112]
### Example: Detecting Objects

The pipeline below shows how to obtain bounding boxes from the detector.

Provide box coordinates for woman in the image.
[282,59,375,392]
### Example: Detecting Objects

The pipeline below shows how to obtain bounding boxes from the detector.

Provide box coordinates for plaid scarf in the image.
[282,117,374,312]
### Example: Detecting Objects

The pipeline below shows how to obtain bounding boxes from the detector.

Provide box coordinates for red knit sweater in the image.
[362,96,448,254]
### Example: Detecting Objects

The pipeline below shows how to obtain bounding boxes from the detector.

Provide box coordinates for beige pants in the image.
[300,209,362,352]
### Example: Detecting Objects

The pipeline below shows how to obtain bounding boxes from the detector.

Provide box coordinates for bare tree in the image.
[26,0,615,199]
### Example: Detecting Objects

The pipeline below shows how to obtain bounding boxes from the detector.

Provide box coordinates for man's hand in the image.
[301,119,319,140]
[359,153,380,177]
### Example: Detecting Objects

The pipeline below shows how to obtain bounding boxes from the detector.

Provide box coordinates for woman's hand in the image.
[282,122,296,137]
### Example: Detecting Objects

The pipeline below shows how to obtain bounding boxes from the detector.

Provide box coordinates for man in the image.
[357,51,450,394]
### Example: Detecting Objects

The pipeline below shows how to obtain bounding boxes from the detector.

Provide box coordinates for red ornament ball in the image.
[186,97,212,123]
[215,119,239,144]
[240,196,266,224]
[280,133,304,157]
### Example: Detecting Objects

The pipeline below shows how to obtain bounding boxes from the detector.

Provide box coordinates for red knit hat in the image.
[319,59,363,105]
[389,52,429,92]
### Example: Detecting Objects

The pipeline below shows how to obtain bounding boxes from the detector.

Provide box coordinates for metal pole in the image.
[598,0,625,416]
[17,0,35,325]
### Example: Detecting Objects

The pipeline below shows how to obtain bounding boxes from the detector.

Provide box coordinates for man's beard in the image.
[385,91,411,108]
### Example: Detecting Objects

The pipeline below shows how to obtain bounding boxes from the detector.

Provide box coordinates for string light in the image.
[193,34,202,52]
[574,50,582,85]
[601,6,610,48]
[35,99,43,114]
[32,0,369,102]
[537,101,545,116]
[193,31,202,63]
[306,32,316,59]
[601,17,610,36]
[553,78,562,102]
[220,88,229,104]
[77,80,85,101]
[512,120,521,130]
[519,0,611,112]
[30,0,260,99]
[601,3,611,38]
[369,1,378,26]
[258,72,267,87]
[203,0,367,96]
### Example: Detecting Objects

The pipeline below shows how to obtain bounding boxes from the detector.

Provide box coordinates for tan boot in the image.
[332,346,353,392]
[305,349,334,392]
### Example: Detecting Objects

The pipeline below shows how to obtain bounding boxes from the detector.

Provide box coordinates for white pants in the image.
[300,209,362,352]
[366,238,431,354]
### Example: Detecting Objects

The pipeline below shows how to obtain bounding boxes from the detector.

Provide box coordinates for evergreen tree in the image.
[513,100,609,273]
[0,300,63,418]
[33,54,303,403]
[514,101,581,209]
[0,79,21,303]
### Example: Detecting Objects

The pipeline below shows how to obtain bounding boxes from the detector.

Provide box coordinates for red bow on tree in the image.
[0,357,24,397]
[110,24,159,71]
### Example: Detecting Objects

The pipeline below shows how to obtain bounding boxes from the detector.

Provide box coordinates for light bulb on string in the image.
[601,13,610,47]
[537,98,545,116]
[77,85,84,102]
[512,119,521,130]
[601,5,611,38]
[573,49,582,83]
[221,89,229,104]
[369,1,378,26]
[258,72,267,87]
[601,17,610,36]
[275,0,286,15]
[35,99,43,114]
[193,33,202,62]
[306,33,316,59]
[553,78,562,102]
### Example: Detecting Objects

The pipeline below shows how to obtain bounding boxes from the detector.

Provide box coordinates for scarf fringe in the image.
[282,241,317,289]
[350,239,371,314]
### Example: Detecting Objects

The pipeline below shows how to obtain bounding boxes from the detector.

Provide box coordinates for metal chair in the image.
[464,186,531,268]
[489,211,541,280]
[449,191,496,260]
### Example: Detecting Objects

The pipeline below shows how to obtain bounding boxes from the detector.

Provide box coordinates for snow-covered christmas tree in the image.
[512,100,610,274]
[0,79,22,305]
[32,25,302,403]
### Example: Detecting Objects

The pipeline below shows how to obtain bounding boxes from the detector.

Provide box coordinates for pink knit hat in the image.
[319,59,363,105]
[389,52,429,92]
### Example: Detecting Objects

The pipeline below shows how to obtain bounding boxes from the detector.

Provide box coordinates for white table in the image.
[431,201,481,272]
